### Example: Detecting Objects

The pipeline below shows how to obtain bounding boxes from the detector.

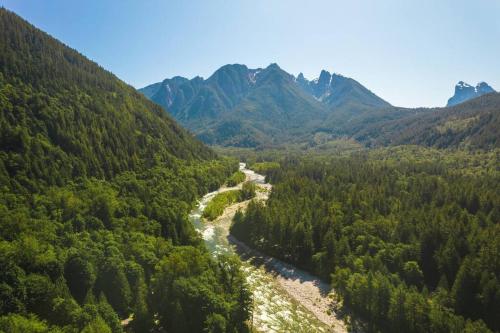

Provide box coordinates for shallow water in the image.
[189,163,336,332]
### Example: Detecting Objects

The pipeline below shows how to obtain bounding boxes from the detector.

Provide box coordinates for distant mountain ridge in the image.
[140,66,499,150]
[350,91,500,149]
[140,64,391,146]
[296,70,390,109]
[447,81,495,107]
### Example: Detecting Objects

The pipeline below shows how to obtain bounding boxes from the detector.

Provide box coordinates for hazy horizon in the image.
[2,0,499,108]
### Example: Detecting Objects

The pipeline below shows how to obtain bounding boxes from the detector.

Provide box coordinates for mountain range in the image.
[140,66,499,149]
[141,68,499,149]
[140,64,390,147]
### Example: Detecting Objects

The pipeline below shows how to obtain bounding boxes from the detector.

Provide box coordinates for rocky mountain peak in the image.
[447,81,496,107]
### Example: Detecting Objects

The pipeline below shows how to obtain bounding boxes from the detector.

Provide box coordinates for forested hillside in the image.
[352,93,500,150]
[0,8,250,333]
[231,147,500,332]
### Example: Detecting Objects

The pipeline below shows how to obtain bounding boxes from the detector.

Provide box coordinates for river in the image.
[189,163,347,333]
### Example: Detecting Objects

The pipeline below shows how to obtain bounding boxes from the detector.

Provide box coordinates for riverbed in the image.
[189,163,347,333]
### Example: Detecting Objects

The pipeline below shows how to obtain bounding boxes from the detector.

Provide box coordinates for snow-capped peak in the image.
[248,69,262,84]
[456,81,472,89]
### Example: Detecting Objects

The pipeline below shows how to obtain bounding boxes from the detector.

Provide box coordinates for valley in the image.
[0,5,499,333]
[191,163,347,332]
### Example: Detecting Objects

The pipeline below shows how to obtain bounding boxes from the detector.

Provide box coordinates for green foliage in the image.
[150,248,251,333]
[97,295,122,333]
[250,162,280,174]
[81,316,112,333]
[203,190,241,221]
[239,182,256,201]
[231,147,499,332]
[0,8,249,333]
[0,314,63,333]
[226,170,245,186]
[64,251,96,304]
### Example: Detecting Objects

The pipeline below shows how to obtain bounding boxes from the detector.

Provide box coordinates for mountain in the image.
[140,64,390,147]
[0,11,213,170]
[0,8,249,333]
[140,64,500,150]
[352,92,500,149]
[447,81,495,106]
[296,70,390,110]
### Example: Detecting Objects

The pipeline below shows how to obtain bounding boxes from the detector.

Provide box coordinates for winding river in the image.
[189,163,347,333]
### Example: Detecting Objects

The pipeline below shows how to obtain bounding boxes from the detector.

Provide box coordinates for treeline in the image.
[231,147,499,332]
[0,8,251,332]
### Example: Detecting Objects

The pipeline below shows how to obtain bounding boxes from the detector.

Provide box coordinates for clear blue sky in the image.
[2,0,500,107]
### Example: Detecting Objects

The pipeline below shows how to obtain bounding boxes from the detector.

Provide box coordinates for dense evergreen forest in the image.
[232,147,500,332]
[0,8,251,333]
